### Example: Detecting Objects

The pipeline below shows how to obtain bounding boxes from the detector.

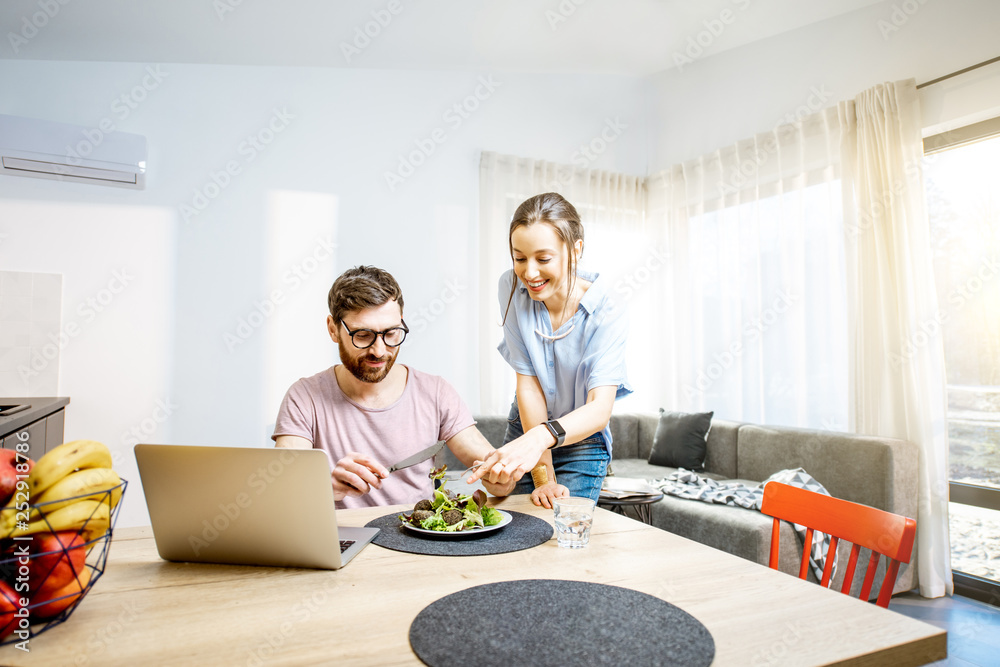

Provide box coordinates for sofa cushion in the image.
[608,414,640,458]
[648,410,713,471]
[736,425,895,511]
[703,419,740,479]
[609,458,729,482]
[648,495,804,577]
[473,415,509,448]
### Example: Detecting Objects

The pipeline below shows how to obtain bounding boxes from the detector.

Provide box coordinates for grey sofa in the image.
[460,413,919,596]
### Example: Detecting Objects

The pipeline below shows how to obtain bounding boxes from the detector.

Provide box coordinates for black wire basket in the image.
[0,479,127,646]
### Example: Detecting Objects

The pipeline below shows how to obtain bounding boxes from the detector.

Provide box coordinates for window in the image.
[924,124,1000,590]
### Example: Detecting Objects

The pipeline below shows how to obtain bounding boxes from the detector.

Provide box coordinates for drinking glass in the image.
[553,497,596,548]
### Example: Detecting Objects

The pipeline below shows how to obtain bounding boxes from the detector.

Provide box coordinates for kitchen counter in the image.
[0,396,70,459]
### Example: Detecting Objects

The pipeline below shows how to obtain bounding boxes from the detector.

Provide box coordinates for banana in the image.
[25,440,113,499]
[34,467,123,512]
[0,468,121,535]
[11,499,110,541]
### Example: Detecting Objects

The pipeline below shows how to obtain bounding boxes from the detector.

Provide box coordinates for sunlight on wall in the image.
[263,190,340,431]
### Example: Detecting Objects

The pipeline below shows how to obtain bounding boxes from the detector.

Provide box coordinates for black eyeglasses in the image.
[340,319,409,349]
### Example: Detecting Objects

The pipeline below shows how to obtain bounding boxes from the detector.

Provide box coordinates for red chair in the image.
[760,482,916,608]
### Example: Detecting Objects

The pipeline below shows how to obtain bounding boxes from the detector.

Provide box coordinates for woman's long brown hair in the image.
[502,192,584,327]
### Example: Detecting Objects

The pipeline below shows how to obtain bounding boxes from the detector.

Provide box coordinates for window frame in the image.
[924,115,1000,605]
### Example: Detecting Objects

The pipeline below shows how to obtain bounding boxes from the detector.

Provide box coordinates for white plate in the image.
[400,510,513,537]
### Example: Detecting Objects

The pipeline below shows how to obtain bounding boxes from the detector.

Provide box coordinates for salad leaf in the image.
[420,514,448,531]
[472,489,487,510]
[481,506,503,526]
[462,505,485,528]
[432,487,453,511]
[400,464,504,533]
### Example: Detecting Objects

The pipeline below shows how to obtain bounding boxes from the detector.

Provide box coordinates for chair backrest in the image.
[760,482,916,608]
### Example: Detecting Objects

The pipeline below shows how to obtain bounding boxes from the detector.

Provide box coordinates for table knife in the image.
[387,442,445,473]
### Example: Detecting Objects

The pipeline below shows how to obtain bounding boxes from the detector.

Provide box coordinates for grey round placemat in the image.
[409,579,714,667]
[365,510,552,556]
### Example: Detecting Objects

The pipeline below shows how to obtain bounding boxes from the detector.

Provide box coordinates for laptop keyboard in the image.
[339,540,356,553]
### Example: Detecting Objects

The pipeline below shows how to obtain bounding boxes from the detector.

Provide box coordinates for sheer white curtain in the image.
[479,79,951,596]
[478,151,646,415]
[646,108,849,430]
[839,79,952,598]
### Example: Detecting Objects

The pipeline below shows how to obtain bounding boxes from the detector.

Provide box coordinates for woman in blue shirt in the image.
[469,193,631,507]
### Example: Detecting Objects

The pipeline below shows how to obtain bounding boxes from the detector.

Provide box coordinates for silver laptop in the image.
[134,444,378,569]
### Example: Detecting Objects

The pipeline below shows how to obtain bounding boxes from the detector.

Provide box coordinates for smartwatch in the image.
[543,419,566,449]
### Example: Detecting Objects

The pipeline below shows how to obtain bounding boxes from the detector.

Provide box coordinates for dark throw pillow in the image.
[648,409,714,471]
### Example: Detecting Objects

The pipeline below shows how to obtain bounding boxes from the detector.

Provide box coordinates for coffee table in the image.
[598,491,664,524]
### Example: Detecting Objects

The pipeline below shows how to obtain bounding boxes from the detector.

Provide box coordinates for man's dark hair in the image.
[327,265,404,323]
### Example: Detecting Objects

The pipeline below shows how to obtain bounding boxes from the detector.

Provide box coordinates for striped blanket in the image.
[648,467,836,581]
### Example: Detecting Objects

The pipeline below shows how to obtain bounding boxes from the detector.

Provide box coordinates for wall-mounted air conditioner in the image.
[0,114,147,190]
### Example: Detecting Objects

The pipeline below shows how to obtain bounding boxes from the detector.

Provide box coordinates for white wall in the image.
[648,0,1000,169]
[0,60,648,527]
[2,0,999,529]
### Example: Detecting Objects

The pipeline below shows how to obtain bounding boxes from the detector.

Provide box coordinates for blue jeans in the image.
[503,401,610,502]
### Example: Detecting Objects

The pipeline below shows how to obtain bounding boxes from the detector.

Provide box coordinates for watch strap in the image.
[543,419,566,449]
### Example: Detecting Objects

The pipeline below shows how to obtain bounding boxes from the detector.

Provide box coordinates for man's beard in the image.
[339,339,398,383]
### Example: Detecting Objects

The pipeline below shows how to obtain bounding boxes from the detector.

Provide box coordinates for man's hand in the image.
[466,426,551,487]
[530,482,569,509]
[482,476,517,498]
[331,452,389,501]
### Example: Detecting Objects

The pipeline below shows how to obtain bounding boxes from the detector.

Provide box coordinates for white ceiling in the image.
[0,0,882,75]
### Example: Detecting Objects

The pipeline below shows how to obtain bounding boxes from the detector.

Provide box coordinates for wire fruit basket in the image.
[0,480,127,646]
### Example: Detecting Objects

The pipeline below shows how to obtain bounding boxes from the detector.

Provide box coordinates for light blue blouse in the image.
[497,268,632,451]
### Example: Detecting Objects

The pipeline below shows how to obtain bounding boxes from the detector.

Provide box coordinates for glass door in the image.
[924,124,1000,599]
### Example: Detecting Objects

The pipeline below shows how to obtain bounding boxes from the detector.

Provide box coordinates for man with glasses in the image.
[272,265,513,508]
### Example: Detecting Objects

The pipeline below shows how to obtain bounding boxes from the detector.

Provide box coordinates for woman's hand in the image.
[530,482,569,509]
[466,426,552,487]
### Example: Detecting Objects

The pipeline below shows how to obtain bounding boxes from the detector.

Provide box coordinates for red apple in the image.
[0,580,21,640]
[0,449,34,507]
[30,567,91,619]
[29,531,88,593]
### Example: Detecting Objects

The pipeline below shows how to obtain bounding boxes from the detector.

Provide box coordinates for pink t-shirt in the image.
[271,365,474,509]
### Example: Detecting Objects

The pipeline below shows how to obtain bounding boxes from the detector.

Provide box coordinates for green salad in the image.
[399,466,504,532]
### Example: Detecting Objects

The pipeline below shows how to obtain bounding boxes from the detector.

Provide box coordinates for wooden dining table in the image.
[4,494,945,666]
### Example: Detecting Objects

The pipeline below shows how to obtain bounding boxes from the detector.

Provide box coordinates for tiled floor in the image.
[889,592,1000,666]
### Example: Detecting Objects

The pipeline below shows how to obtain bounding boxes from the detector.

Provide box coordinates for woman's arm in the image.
[467,385,617,487]
[514,374,565,508]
